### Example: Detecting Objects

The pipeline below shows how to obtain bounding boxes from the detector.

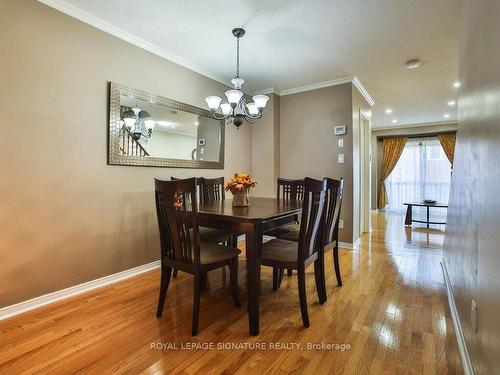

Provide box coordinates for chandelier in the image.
[205,28,270,128]
[122,106,156,141]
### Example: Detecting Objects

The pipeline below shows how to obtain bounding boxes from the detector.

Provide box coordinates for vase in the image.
[232,189,250,207]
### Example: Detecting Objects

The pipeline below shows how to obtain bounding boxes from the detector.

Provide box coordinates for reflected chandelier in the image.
[205,28,270,128]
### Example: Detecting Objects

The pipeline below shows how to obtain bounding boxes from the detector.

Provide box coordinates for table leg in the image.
[245,222,262,336]
[405,205,413,226]
[426,206,430,228]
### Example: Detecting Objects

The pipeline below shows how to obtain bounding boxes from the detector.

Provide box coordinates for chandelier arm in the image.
[242,106,262,119]
[213,112,232,121]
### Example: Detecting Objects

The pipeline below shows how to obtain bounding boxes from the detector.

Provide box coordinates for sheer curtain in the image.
[385,137,452,215]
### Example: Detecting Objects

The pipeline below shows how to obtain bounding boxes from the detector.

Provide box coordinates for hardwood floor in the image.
[0,212,463,374]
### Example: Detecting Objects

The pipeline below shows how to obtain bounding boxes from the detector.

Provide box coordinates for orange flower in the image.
[224,172,257,192]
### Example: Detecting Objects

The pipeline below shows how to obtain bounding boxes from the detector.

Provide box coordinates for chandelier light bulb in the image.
[123,118,136,129]
[205,96,222,111]
[144,120,156,131]
[221,103,232,116]
[252,95,270,110]
[225,89,244,107]
[246,103,259,116]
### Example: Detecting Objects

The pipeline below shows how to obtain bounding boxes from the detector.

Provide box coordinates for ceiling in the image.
[46,0,459,127]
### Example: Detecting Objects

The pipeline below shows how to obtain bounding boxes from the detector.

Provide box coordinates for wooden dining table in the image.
[197,197,302,336]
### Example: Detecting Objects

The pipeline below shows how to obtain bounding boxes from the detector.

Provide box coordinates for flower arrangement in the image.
[225,173,256,206]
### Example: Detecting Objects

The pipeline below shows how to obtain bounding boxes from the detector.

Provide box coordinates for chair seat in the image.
[199,227,231,243]
[265,223,300,242]
[261,239,298,266]
[200,243,240,265]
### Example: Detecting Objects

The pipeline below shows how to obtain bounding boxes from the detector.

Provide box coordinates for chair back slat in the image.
[277,178,305,200]
[155,178,200,267]
[298,178,327,260]
[323,178,344,246]
[202,177,225,203]
[171,176,205,204]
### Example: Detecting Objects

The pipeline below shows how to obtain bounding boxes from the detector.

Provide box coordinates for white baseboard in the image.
[338,239,361,250]
[441,260,475,375]
[0,260,161,321]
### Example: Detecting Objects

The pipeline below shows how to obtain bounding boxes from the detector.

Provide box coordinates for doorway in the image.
[360,113,371,234]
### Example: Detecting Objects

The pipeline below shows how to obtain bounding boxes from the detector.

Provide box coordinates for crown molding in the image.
[279,76,353,96]
[352,76,375,107]
[37,0,228,87]
[372,120,458,132]
[253,87,277,95]
[257,76,375,108]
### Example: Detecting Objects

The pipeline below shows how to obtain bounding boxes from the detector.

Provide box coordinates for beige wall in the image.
[279,84,355,243]
[371,123,458,210]
[0,0,252,308]
[251,94,280,197]
[443,1,500,373]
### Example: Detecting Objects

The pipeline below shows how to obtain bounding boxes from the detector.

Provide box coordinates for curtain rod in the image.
[376,130,456,140]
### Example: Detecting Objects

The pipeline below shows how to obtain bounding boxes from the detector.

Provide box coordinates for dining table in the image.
[197,197,302,336]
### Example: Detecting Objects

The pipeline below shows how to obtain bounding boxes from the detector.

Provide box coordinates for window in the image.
[385,138,452,214]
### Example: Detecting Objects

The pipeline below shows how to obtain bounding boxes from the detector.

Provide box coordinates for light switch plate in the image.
[338,154,345,164]
[338,138,344,147]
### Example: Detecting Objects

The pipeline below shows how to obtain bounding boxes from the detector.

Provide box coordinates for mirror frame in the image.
[108,82,225,169]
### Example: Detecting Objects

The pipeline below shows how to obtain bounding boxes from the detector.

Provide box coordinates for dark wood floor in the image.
[0,213,463,374]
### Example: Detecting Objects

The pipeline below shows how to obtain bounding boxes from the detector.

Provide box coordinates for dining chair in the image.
[203,177,241,248]
[264,178,304,277]
[260,177,327,327]
[272,177,344,299]
[319,177,344,298]
[154,177,241,336]
[171,176,233,278]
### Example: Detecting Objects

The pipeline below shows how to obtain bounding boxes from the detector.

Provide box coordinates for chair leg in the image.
[314,259,325,304]
[229,257,241,308]
[156,265,172,318]
[192,273,202,336]
[172,269,178,278]
[230,233,238,247]
[287,269,293,276]
[272,267,279,291]
[277,268,285,289]
[333,245,342,286]
[297,267,310,328]
[200,272,208,290]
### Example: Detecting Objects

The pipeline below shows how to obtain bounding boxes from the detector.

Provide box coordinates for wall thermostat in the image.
[334,125,347,135]
[198,138,206,146]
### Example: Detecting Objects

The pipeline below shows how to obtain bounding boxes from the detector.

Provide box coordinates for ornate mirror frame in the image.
[108,82,225,169]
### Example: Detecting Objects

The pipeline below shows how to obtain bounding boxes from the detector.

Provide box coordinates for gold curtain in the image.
[438,133,456,165]
[378,137,407,209]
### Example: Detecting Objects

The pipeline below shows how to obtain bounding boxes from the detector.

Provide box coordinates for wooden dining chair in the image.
[154,177,241,336]
[260,177,327,327]
[264,178,304,276]
[203,177,240,247]
[272,177,344,299]
[171,177,233,278]
[319,177,344,298]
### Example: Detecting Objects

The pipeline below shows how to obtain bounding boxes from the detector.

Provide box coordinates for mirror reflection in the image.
[119,95,222,162]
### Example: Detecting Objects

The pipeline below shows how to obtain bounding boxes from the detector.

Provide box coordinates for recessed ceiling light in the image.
[448,100,456,106]
[453,81,460,88]
[444,114,450,118]
[405,59,421,69]
[385,108,392,114]
[392,119,398,123]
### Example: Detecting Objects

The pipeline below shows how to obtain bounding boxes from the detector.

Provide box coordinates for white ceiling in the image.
[46,0,459,127]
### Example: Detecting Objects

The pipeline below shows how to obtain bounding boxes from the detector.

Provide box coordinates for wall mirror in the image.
[108,82,224,168]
